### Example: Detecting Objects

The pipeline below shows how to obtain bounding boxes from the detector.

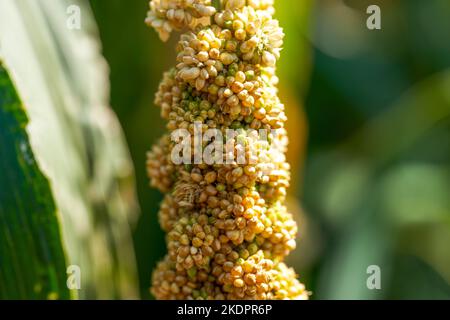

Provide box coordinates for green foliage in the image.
[0,0,140,299]
[0,65,70,299]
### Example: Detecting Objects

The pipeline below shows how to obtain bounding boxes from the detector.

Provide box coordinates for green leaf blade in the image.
[0,64,70,300]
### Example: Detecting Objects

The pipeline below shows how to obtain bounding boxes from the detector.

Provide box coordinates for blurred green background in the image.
[89,0,450,299]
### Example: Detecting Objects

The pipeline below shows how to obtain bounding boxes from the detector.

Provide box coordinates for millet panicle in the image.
[146,0,309,300]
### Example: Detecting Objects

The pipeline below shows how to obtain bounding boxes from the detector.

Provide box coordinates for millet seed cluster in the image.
[146,0,309,300]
